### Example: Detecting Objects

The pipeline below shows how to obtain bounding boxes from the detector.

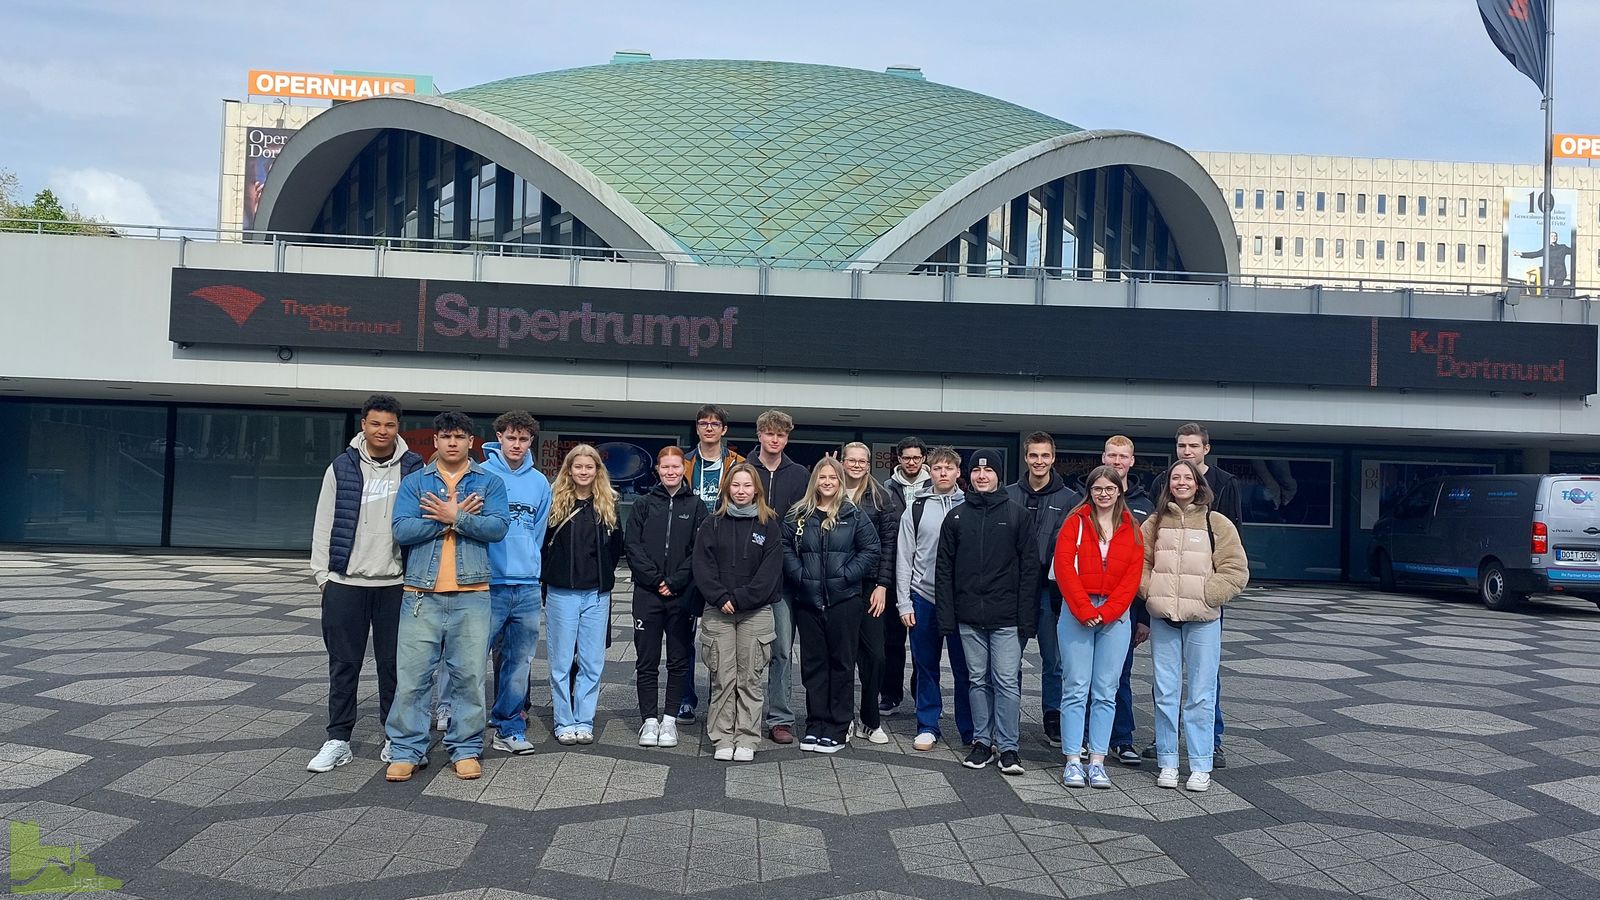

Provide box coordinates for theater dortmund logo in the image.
[8,821,123,895]
[190,284,267,326]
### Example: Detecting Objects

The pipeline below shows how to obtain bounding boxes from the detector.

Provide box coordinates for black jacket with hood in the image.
[692,510,784,613]
[935,488,1039,639]
[623,482,709,603]
[1005,471,1081,600]
[782,502,881,610]
[543,499,625,592]
[855,485,903,592]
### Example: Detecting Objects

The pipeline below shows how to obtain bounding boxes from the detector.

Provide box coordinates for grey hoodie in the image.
[310,433,413,588]
[894,485,965,617]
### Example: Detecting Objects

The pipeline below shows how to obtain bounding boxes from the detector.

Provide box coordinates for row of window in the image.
[1246,235,1491,265]
[1233,188,1492,221]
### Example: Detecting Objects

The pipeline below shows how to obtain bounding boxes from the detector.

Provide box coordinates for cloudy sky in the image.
[5,0,1598,228]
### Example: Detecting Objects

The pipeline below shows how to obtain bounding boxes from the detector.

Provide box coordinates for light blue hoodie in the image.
[481,441,553,585]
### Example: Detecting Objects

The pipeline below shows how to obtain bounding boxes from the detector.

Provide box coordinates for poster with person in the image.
[243,127,296,232]
[1503,186,1578,294]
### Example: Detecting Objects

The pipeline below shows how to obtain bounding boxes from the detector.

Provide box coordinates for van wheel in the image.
[1478,561,1525,611]
[1374,551,1396,592]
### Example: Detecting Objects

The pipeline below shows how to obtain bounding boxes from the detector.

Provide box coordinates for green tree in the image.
[0,169,113,235]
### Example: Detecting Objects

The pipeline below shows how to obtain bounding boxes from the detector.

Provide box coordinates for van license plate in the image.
[1557,549,1600,562]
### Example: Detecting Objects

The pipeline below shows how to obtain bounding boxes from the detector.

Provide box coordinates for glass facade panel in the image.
[0,402,166,546]
[169,408,349,550]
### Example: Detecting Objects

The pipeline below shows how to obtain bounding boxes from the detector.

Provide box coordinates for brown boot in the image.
[453,757,482,780]
[385,762,416,782]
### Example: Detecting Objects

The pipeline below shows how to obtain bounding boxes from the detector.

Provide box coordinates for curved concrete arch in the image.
[849,130,1239,277]
[254,94,692,263]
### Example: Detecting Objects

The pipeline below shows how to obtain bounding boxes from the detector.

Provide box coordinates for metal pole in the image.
[1541,0,1555,294]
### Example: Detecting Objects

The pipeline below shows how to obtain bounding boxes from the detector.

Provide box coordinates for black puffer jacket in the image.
[935,488,1038,639]
[782,503,880,610]
[623,483,708,602]
[692,513,784,612]
[855,486,903,592]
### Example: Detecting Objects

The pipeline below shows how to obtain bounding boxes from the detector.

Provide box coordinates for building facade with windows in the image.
[1195,151,1599,291]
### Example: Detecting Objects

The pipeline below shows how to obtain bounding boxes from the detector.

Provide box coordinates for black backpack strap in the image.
[1207,510,1215,552]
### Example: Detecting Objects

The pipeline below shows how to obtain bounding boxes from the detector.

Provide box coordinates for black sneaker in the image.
[1215,746,1228,769]
[675,703,697,725]
[963,742,995,769]
[1042,711,1062,748]
[814,737,844,754]
[1112,745,1143,767]
[998,750,1025,776]
[1141,743,1157,760]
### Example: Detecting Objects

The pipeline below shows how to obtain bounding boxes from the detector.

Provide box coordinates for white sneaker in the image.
[307,739,352,773]
[1156,767,1180,789]
[379,740,392,764]
[1186,771,1212,793]
[913,731,938,751]
[733,746,754,762]
[657,717,679,748]
[639,718,661,747]
[714,746,735,761]
[855,723,890,745]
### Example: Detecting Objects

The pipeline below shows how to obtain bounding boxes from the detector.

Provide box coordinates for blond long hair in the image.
[841,441,887,510]
[790,456,850,532]
[549,444,618,531]
[714,462,775,523]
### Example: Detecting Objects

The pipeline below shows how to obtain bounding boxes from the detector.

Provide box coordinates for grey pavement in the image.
[2,550,1599,898]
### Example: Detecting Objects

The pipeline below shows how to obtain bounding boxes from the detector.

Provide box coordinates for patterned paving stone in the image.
[142,602,273,617]
[1398,647,1530,667]
[1530,827,1600,885]
[0,701,54,735]
[68,705,311,747]
[1531,775,1600,816]
[423,753,668,811]
[1222,658,1366,680]
[892,813,1187,897]
[278,678,375,707]
[0,743,92,791]
[0,800,139,852]
[405,892,558,900]
[1532,735,1600,767]
[161,805,485,892]
[100,579,206,590]
[1335,702,1532,736]
[187,634,325,654]
[1259,642,1383,663]
[1003,764,1252,821]
[109,589,239,603]
[1406,634,1534,653]
[110,746,374,807]
[156,616,307,635]
[1224,676,1350,705]
[1545,667,1600,684]
[0,596,119,614]
[1270,630,1399,649]
[1224,701,1323,731]
[0,613,143,631]
[2,630,168,652]
[1306,731,1533,776]
[1358,679,1532,709]
[39,675,251,706]
[726,756,958,815]
[1378,662,1533,684]
[226,655,327,680]
[538,810,828,893]
[17,650,206,676]
[1271,770,1534,828]
[1218,822,1539,898]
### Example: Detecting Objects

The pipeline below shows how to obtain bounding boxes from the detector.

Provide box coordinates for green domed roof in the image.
[444,59,1080,265]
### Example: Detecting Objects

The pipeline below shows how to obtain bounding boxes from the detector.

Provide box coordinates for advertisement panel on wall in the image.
[1211,456,1335,528]
[1503,187,1578,292]
[1358,460,1496,529]
[242,127,296,232]
[536,432,680,503]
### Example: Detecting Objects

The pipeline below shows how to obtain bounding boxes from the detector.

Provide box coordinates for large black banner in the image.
[169,268,1598,395]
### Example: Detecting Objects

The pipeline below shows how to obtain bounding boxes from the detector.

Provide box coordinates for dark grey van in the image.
[1370,474,1600,610]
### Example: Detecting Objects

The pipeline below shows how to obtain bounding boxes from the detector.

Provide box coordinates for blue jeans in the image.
[1035,588,1061,715]
[1110,624,1138,747]
[908,592,972,742]
[545,587,609,735]
[958,625,1021,753]
[681,640,699,711]
[764,596,796,728]
[387,590,491,764]
[1058,597,1132,757]
[1150,617,1222,773]
[488,583,541,737]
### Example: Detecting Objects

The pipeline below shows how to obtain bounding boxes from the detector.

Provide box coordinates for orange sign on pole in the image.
[247,70,415,101]
[1553,134,1600,160]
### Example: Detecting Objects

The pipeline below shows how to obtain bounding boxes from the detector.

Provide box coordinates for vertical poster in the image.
[1502,186,1578,294]
[243,127,296,231]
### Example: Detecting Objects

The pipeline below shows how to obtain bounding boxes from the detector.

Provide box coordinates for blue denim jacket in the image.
[393,460,510,591]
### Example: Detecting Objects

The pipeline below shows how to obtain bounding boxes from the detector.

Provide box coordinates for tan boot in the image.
[453,757,482,780]
[385,762,416,782]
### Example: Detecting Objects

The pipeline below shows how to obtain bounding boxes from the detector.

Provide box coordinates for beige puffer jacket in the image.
[1140,502,1249,622]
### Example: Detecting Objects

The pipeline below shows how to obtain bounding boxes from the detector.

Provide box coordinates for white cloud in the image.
[49,167,167,226]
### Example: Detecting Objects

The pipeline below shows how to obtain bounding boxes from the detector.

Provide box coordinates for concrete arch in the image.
[849,130,1239,277]
[254,94,691,262]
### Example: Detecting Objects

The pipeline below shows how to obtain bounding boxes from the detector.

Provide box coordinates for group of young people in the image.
[306,395,1248,792]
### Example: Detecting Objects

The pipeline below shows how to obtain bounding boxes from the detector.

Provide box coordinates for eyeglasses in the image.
[899,454,924,462]
[695,420,725,429]
[1090,487,1120,495]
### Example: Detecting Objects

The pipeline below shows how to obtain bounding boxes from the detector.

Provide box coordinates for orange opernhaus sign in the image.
[247,70,415,101]
[1553,134,1600,160]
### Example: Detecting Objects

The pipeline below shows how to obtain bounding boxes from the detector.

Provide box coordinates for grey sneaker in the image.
[657,717,679,748]
[1062,761,1086,788]
[1087,763,1112,789]
[307,739,352,773]
[493,733,536,755]
[575,729,595,745]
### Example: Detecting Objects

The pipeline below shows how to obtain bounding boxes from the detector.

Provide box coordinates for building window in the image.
[1356,239,1366,259]
[1315,191,1326,212]
[1357,193,1367,214]
[1458,197,1468,217]
[1255,190,1265,210]
[1416,196,1426,216]
[1336,192,1347,213]
[1436,242,1446,263]
[1294,236,1304,257]
[1456,243,1466,264]
[1396,195,1406,216]
[1273,236,1284,256]
[1314,237,1325,258]
[1436,196,1446,217]
[1295,191,1305,211]
[1234,189,1244,209]
[1376,240,1385,260]
[1477,243,1487,264]
[1335,238,1345,258]
[1417,241,1426,262]
[1253,235,1263,255]
[1395,241,1405,261]
[1377,194,1387,215]
[1275,190,1285,211]
[1478,198,1488,219]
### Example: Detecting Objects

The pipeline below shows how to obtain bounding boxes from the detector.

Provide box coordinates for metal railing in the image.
[2,216,1596,300]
